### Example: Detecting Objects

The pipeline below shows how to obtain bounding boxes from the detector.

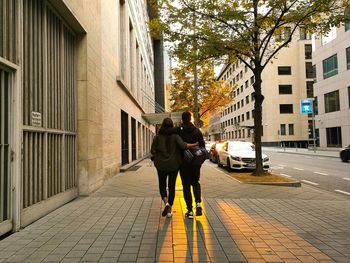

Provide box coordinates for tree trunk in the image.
[193,64,200,126]
[253,69,264,176]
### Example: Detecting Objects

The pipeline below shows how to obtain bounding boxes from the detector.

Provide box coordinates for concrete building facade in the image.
[213,29,313,147]
[312,23,350,148]
[0,0,160,235]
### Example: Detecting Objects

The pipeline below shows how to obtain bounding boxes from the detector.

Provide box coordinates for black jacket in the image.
[159,122,205,147]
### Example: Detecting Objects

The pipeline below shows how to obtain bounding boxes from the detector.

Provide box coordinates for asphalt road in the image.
[265,150,350,197]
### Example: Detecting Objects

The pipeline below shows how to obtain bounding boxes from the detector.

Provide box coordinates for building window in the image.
[345,8,350,32]
[250,76,255,85]
[238,116,240,123]
[306,81,314,98]
[288,124,294,135]
[240,85,243,92]
[323,54,338,79]
[305,44,312,59]
[247,129,251,137]
[278,66,291,75]
[241,99,244,107]
[246,111,250,120]
[279,85,292,94]
[280,104,293,114]
[234,104,236,111]
[280,124,286,135]
[300,27,311,40]
[326,127,342,147]
[348,87,350,108]
[233,91,236,97]
[312,64,317,83]
[246,95,249,104]
[347,47,350,70]
[314,96,318,115]
[305,62,313,79]
[324,90,340,113]
[237,88,240,95]
[241,114,244,122]
[237,101,240,109]
[245,80,249,88]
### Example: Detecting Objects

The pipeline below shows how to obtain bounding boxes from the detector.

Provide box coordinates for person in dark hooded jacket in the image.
[178,111,205,218]
[151,117,198,218]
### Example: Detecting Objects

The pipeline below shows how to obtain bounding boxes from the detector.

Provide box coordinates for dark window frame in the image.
[279,84,292,95]
[279,104,294,114]
[324,90,340,113]
[278,66,292,75]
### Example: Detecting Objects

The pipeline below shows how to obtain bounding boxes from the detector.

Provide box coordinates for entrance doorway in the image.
[0,68,12,236]
[121,111,129,165]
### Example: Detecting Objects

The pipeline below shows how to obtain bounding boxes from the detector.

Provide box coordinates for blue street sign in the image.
[300,99,313,114]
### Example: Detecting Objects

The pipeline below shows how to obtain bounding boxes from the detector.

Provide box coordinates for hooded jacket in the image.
[177,122,205,147]
[151,127,187,172]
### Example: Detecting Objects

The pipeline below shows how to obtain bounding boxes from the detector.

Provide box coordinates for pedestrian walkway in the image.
[263,147,341,158]
[1,159,350,262]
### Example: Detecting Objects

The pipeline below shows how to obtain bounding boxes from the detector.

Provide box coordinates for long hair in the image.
[161,117,174,129]
[161,118,174,152]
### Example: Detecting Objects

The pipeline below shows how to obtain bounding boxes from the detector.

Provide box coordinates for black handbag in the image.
[183,149,194,163]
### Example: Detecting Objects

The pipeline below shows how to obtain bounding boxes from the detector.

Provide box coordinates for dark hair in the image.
[182,111,192,123]
[161,117,174,129]
[160,118,174,152]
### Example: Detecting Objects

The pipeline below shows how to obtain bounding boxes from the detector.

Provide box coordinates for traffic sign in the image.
[300,99,313,114]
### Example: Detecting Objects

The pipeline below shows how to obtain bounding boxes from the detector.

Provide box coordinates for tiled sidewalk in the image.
[0,160,349,262]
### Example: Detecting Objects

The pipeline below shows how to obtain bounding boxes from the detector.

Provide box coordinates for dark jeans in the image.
[180,163,201,212]
[157,169,178,206]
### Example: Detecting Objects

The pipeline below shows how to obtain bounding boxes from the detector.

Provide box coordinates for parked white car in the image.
[217,141,270,171]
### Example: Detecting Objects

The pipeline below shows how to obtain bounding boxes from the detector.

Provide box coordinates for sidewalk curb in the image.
[276,151,338,159]
[245,181,302,187]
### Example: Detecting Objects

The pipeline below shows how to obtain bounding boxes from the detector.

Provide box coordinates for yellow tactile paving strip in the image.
[165,176,335,262]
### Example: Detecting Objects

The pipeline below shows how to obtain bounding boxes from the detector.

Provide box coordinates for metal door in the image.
[121,111,129,165]
[131,118,136,161]
[0,68,12,236]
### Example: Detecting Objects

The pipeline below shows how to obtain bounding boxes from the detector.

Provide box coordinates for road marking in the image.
[293,167,304,171]
[343,178,350,181]
[314,172,328,176]
[335,190,350,196]
[280,173,291,178]
[271,166,284,170]
[301,180,318,186]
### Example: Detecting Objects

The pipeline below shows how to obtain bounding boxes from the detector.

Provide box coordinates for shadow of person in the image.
[156,216,173,261]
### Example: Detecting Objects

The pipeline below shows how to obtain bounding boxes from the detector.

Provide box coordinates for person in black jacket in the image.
[178,111,205,219]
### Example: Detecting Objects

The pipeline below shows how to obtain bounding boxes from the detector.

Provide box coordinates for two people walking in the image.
[151,111,205,218]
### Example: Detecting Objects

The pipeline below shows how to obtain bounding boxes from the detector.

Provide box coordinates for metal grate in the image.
[22,131,44,208]
[22,0,77,209]
[0,0,17,63]
[0,68,11,222]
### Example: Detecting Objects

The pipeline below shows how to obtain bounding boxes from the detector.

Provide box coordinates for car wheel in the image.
[217,157,223,167]
[226,158,232,172]
[340,152,349,162]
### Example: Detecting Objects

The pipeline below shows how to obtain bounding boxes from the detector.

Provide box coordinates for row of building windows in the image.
[279,81,314,97]
[317,87,350,114]
[221,110,254,128]
[223,129,252,140]
[321,46,350,80]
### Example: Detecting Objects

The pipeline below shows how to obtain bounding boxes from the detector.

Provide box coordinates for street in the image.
[265,150,350,197]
